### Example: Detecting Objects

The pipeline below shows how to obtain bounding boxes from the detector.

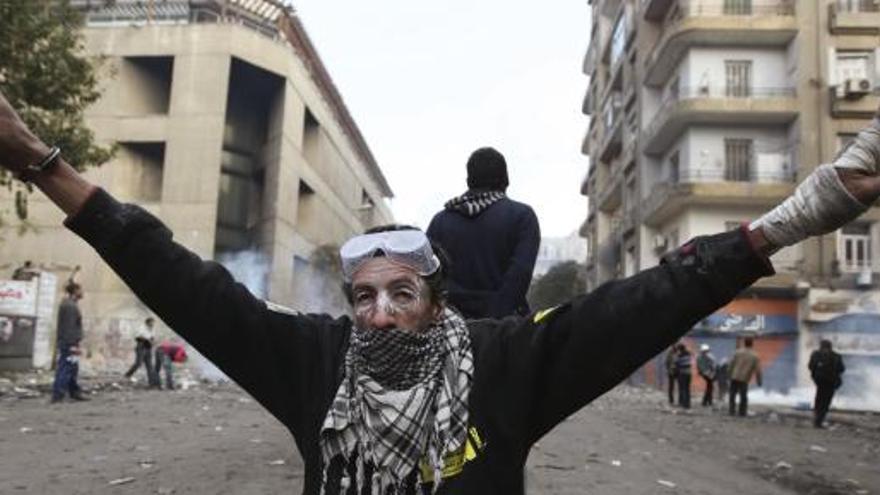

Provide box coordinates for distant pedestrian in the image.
[664,344,679,405]
[124,317,156,385]
[696,344,717,406]
[427,147,540,319]
[674,343,693,409]
[728,337,762,416]
[11,260,39,281]
[808,339,845,428]
[51,283,88,403]
[151,341,187,390]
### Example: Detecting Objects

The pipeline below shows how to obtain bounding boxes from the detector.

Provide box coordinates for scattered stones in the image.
[108,477,136,486]
[267,459,286,466]
[774,461,793,471]
[610,459,622,467]
[657,479,677,488]
[809,445,828,453]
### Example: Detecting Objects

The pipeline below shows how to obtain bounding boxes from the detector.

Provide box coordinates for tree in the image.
[527,261,587,311]
[0,0,113,221]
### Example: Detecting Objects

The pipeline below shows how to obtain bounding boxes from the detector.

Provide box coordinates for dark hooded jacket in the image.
[427,192,540,319]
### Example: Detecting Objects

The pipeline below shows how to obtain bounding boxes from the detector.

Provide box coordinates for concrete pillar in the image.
[160,53,231,259]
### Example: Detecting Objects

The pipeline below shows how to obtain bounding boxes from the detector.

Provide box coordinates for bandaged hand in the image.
[752,117,880,248]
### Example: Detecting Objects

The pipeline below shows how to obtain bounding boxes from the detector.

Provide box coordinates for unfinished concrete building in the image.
[581,0,880,394]
[0,0,394,369]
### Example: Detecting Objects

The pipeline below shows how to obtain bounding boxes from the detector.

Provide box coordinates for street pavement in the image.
[1,376,877,494]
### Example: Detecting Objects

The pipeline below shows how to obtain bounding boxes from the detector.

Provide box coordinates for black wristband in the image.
[18,146,61,183]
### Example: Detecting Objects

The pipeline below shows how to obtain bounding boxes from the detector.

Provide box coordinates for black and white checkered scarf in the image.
[320,308,473,494]
[444,190,505,218]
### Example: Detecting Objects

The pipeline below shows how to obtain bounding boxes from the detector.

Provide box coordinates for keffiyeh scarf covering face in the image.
[444,190,505,218]
[320,308,473,494]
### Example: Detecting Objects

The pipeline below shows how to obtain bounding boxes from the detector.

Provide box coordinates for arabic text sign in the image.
[0,280,38,317]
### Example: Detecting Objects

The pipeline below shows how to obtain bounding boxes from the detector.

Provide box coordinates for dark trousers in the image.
[701,375,714,406]
[813,382,836,427]
[729,379,749,416]
[52,346,82,400]
[152,350,175,390]
[667,373,677,404]
[124,340,154,381]
[677,373,691,408]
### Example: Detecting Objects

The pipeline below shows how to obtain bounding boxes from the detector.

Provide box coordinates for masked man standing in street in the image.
[427,147,540,319]
[1,91,879,493]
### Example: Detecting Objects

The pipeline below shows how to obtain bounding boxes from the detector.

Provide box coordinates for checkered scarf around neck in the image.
[444,190,505,218]
[320,307,473,494]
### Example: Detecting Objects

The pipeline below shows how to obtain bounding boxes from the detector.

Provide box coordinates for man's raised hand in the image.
[0,90,51,176]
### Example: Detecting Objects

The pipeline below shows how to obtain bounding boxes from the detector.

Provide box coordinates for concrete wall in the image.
[0,22,394,370]
[674,47,793,91]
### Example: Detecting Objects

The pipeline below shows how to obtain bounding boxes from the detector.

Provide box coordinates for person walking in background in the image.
[664,343,679,405]
[124,317,156,385]
[427,147,540,319]
[728,337,762,416]
[152,341,188,390]
[696,344,717,407]
[674,343,693,409]
[51,283,88,403]
[808,339,845,428]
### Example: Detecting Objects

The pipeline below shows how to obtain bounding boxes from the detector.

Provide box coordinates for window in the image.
[836,0,880,13]
[668,76,681,100]
[668,150,680,183]
[840,224,871,272]
[668,229,680,252]
[836,51,873,85]
[725,138,753,181]
[625,176,637,213]
[624,245,637,277]
[838,133,858,151]
[610,13,628,68]
[725,60,752,97]
[723,0,753,15]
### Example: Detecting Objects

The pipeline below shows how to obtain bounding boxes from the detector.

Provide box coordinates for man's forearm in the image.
[32,159,97,217]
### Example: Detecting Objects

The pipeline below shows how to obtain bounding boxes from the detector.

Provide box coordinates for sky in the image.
[291,1,592,237]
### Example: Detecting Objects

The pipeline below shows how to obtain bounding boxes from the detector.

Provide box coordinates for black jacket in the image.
[66,189,773,494]
[56,297,83,347]
[808,349,845,388]
[427,195,540,319]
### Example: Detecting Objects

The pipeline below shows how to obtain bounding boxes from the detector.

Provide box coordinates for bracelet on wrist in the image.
[17,146,62,183]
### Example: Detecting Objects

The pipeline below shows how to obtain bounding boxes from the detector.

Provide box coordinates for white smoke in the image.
[178,250,270,382]
[217,250,270,299]
[749,364,880,413]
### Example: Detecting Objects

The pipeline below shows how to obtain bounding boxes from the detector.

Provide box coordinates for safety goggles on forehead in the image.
[340,230,441,282]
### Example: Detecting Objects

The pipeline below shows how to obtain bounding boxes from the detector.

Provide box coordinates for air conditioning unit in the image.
[844,78,872,99]
[857,268,874,288]
[652,234,668,252]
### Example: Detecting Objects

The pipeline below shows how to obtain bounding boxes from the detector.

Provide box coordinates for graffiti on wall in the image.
[695,298,797,335]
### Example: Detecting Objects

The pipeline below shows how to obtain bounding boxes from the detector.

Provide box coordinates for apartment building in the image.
[0,0,394,369]
[581,0,880,394]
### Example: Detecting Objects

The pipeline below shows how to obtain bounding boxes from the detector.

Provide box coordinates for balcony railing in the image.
[70,0,288,40]
[665,1,795,21]
[829,1,880,34]
[642,85,796,148]
[833,0,880,13]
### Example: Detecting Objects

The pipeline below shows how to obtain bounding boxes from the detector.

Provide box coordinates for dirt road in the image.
[1,377,877,494]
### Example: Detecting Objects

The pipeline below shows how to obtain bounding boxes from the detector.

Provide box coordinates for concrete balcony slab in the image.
[644,12,797,87]
[642,91,798,155]
[642,180,795,227]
